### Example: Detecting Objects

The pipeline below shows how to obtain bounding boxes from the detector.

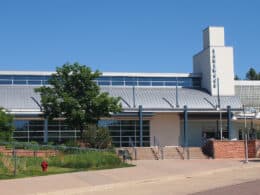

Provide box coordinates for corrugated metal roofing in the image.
[101,86,242,110]
[0,85,242,113]
[0,86,41,111]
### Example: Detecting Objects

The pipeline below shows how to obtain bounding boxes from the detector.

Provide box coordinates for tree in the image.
[246,68,258,80]
[234,75,240,80]
[35,63,122,139]
[0,108,14,141]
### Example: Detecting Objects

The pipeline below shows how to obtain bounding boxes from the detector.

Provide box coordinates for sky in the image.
[0,0,259,78]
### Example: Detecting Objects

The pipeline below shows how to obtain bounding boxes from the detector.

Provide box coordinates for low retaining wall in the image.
[0,147,58,157]
[203,139,260,159]
[213,140,256,158]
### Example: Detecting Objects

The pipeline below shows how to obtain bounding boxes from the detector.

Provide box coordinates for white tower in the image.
[193,26,235,96]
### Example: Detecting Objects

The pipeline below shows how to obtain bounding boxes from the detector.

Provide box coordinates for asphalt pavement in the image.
[192,179,260,195]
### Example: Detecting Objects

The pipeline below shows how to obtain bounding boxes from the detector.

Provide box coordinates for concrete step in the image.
[116,147,209,160]
[116,147,158,160]
[135,147,158,160]
[163,147,183,159]
[186,147,208,159]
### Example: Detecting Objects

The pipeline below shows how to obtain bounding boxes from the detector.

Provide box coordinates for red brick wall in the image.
[213,140,257,159]
[0,148,58,157]
[255,140,260,158]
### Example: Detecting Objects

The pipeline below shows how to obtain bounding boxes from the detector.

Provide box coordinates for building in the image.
[0,26,260,147]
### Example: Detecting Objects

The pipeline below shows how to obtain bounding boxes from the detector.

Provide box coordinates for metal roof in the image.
[0,85,242,114]
[0,86,41,112]
[235,80,260,86]
[101,86,242,111]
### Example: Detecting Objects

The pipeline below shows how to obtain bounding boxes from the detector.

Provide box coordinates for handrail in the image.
[153,136,164,160]
[128,137,137,160]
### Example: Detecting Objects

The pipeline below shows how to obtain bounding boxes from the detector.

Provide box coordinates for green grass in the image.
[0,151,132,180]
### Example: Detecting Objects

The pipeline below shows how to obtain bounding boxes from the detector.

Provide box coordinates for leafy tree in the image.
[0,108,14,141]
[35,63,122,139]
[246,67,258,80]
[234,75,240,80]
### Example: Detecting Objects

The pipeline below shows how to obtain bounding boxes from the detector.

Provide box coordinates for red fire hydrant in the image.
[41,160,48,172]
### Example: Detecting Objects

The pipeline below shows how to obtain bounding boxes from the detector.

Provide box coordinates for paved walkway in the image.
[1,159,260,195]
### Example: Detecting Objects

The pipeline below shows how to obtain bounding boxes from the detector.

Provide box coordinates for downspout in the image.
[183,105,189,159]
[227,105,234,140]
[133,86,136,108]
[139,105,143,147]
[176,79,179,108]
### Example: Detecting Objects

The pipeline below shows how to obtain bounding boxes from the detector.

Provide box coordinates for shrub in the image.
[82,125,112,149]
[1,155,14,172]
[64,140,80,148]
[0,108,14,142]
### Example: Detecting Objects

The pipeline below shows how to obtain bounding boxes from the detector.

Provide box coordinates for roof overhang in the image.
[122,108,243,113]
[7,109,41,115]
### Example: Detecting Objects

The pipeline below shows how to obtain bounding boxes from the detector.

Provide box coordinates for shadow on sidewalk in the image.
[239,159,260,163]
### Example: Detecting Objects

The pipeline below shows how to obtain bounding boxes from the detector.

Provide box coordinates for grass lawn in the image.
[0,151,132,180]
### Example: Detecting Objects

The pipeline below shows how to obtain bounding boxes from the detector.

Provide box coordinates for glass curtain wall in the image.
[99,120,150,147]
[13,120,80,143]
[0,75,201,88]
[13,119,150,147]
[0,75,50,85]
[96,76,201,88]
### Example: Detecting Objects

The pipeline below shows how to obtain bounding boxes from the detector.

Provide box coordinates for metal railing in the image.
[153,136,164,160]
[128,137,137,160]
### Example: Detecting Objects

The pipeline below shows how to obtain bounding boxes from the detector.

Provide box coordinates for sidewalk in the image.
[1,159,260,195]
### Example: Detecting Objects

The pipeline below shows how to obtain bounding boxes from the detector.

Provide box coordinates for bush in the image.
[201,139,214,158]
[64,140,80,148]
[0,108,14,142]
[82,125,112,149]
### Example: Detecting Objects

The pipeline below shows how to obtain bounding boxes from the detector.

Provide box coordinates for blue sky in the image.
[0,0,259,78]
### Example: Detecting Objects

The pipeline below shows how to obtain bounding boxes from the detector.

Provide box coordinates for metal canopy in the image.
[0,85,243,114]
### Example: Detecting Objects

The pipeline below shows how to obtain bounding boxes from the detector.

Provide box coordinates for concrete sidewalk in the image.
[1,159,260,195]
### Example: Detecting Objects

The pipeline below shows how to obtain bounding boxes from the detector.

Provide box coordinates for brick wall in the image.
[0,148,58,157]
[213,140,257,159]
[255,140,260,158]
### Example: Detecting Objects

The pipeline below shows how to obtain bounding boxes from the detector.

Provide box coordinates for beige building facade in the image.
[150,113,181,146]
